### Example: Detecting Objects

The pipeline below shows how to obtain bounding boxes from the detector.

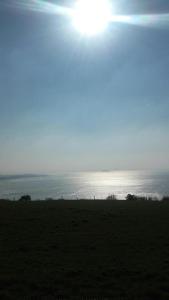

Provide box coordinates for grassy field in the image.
[0,199,169,299]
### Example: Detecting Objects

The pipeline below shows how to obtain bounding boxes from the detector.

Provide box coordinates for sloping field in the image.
[0,200,169,299]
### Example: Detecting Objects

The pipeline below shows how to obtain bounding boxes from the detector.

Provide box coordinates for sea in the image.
[0,170,169,200]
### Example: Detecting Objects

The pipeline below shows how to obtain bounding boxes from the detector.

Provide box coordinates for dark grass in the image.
[1,199,169,299]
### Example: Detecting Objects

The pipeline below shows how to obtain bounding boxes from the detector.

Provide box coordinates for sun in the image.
[72,0,112,36]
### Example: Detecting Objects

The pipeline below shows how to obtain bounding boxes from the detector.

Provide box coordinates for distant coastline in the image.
[0,174,47,181]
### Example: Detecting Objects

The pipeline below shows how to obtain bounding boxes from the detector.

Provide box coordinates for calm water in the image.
[0,171,169,200]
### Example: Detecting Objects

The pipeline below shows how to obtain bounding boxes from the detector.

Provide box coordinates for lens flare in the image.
[2,1,169,33]
[111,13,169,29]
[3,0,72,16]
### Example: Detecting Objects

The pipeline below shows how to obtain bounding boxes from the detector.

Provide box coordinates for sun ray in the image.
[2,0,72,17]
[111,13,169,29]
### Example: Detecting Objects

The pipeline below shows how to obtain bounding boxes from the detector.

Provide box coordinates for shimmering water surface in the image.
[0,171,169,200]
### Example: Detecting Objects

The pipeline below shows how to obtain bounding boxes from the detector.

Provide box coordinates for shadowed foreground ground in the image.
[0,199,169,299]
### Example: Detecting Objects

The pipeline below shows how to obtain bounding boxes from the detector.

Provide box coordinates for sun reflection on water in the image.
[72,171,146,199]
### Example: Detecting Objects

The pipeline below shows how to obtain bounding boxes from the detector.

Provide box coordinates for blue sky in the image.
[0,0,169,173]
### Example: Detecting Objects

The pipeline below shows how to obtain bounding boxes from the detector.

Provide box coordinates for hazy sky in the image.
[0,0,169,174]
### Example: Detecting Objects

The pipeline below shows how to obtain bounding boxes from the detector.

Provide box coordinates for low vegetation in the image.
[15,193,169,202]
[18,195,32,202]
[162,196,169,202]
[106,194,117,200]
[125,194,158,202]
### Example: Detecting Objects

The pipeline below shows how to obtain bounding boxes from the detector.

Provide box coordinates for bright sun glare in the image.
[72,0,112,36]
